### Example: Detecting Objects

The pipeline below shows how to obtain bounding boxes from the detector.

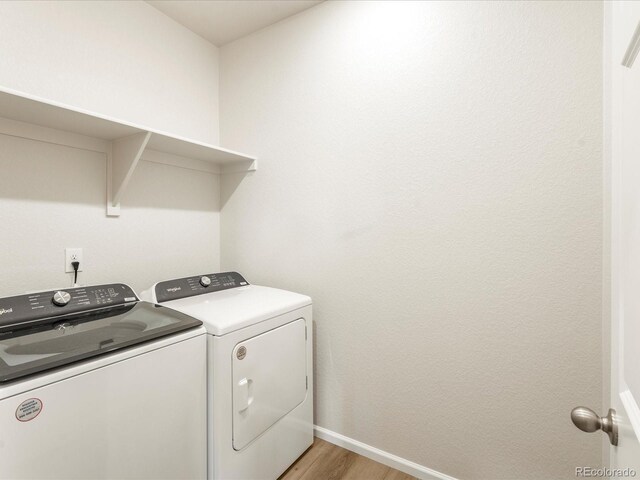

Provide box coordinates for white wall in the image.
[219,2,604,479]
[0,136,220,295]
[0,0,219,143]
[0,1,221,295]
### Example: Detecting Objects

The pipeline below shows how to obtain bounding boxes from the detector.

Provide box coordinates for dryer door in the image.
[232,318,307,450]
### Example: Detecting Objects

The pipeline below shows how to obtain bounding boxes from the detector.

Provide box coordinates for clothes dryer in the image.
[142,272,313,480]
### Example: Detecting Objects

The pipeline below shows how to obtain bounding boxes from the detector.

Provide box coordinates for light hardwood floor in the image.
[279,438,417,480]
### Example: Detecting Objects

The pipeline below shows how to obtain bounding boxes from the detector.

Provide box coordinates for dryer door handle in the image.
[236,378,253,412]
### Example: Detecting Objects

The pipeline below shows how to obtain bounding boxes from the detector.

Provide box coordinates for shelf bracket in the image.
[107,131,152,216]
[221,158,258,174]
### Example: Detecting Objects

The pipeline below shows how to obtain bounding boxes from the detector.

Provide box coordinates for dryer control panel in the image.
[155,272,249,303]
[0,284,139,331]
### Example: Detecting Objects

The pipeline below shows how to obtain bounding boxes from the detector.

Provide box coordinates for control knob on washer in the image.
[200,276,212,287]
[52,291,71,306]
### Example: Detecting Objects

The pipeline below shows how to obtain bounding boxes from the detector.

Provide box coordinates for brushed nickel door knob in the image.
[571,406,618,446]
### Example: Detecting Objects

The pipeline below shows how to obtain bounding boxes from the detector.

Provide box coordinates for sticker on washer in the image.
[15,398,43,422]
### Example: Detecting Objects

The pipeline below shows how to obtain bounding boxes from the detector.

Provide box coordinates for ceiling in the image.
[146,1,323,47]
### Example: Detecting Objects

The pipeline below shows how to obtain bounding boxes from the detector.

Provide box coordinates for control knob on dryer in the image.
[200,276,212,287]
[52,291,71,306]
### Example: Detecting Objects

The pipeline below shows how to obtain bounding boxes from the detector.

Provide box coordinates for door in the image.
[232,318,307,451]
[609,0,640,474]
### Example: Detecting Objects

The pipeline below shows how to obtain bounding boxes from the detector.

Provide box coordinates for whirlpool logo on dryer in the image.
[0,307,13,316]
[166,287,181,293]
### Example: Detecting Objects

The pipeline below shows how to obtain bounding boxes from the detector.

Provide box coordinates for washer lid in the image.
[160,285,311,336]
[0,301,202,384]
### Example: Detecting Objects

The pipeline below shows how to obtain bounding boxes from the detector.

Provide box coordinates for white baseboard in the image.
[313,426,458,480]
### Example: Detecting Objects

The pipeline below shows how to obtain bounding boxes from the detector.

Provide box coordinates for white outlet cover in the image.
[65,248,83,273]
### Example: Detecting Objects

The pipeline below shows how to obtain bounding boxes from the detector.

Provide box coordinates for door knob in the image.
[571,407,618,446]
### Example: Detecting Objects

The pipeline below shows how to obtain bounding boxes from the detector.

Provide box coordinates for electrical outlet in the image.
[65,248,83,273]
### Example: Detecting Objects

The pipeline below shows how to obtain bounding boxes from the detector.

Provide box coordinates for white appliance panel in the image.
[0,335,207,479]
[209,306,313,480]
[232,319,307,450]
[143,284,311,336]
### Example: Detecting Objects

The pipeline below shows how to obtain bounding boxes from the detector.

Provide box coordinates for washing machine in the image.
[141,272,313,480]
[0,283,207,479]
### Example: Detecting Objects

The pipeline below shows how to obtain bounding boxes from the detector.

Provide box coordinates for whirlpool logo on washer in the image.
[0,307,13,316]
[166,287,181,293]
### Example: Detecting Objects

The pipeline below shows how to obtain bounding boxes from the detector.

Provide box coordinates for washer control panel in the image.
[155,272,249,303]
[0,284,139,331]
